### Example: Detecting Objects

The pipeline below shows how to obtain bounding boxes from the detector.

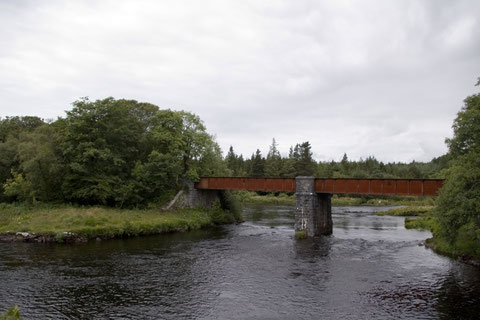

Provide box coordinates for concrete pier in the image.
[295,176,333,237]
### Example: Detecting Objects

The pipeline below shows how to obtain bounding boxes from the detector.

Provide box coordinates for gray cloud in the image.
[1,0,479,162]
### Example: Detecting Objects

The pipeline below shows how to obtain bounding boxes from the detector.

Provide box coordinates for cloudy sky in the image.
[1,0,479,162]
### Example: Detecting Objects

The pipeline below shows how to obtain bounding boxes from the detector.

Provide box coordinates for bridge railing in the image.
[195,177,444,196]
[195,177,296,192]
[314,178,443,196]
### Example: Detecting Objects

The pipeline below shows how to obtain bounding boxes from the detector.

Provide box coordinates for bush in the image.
[434,151,480,243]
[220,190,243,222]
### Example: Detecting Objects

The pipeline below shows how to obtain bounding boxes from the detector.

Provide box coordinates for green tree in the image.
[0,116,45,201]
[435,79,480,257]
[340,153,351,176]
[15,124,65,202]
[250,149,265,177]
[225,146,245,176]
[57,97,223,206]
[0,116,44,142]
[61,97,157,205]
[295,141,316,176]
[3,170,34,203]
[265,138,282,177]
[225,146,237,176]
[446,85,480,158]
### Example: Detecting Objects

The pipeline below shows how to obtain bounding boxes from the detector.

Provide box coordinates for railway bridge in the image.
[194,176,443,237]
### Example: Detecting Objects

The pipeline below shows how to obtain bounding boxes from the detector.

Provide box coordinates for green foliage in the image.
[265,138,282,177]
[2,171,34,203]
[405,215,436,231]
[209,200,229,224]
[222,138,449,180]
[0,116,46,202]
[0,116,44,142]
[220,190,243,222]
[250,149,265,177]
[0,306,22,320]
[0,97,224,207]
[225,146,246,176]
[292,141,315,177]
[16,124,65,201]
[207,192,243,225]
[435,151,480,242]
[239,191,296,205]
[60,97,161,205]
[446,91,480,158]
[239,192,434,207]
[433,79,480,260]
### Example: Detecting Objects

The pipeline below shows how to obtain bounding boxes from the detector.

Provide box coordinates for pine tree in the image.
[250,149,265,177]
[265,138,282,177]
[295,141,315,176]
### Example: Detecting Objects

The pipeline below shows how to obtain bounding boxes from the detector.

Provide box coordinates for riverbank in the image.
[237,191,435,207]
[0,204,240,243]
[376,205,480,266]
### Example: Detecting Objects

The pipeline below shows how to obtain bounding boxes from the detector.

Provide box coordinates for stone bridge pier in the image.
[295,176,333,237]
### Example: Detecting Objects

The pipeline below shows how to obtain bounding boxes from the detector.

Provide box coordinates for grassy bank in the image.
[237,192,296,205]
[0,203,240,243]
[237,191,435,207]
[375,205,437,231]
[376,205,480,265]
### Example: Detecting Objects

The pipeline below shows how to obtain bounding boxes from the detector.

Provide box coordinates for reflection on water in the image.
[1,205,479,319]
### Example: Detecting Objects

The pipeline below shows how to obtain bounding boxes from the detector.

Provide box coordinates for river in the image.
[1,205,479,319]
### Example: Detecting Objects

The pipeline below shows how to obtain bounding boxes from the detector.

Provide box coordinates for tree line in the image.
[0,96,451,208]
[224,139,449,179]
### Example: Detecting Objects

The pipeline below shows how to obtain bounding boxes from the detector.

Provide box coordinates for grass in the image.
[405,216,436,231]
[0,203,238,242]
[425,235,480,265]
[237,190,435,207]
[374,205,437,231]
[240,193,296,205]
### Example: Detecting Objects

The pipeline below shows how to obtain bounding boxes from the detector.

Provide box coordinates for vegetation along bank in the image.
[0,202,241,243]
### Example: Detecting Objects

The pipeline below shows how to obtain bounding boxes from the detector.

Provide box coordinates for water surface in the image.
[1,205,479,319]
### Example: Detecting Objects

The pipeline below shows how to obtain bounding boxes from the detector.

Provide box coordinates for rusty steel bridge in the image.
[195,177,443,197]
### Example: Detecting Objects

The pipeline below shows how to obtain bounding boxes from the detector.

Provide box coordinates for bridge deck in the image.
[195,177,443,196]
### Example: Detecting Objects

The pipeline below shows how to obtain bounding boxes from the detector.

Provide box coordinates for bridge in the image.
[193,177,443,238]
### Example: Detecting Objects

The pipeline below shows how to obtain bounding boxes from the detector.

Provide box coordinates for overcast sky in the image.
[1,0,479,163]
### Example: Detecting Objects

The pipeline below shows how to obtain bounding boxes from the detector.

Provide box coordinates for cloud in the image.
[0,0,479,162]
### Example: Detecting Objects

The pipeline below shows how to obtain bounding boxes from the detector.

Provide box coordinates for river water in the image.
[1,205,480,319]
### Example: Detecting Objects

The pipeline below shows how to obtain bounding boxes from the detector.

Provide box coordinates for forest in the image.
[223,140,449,180]
[0,97,227,208]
